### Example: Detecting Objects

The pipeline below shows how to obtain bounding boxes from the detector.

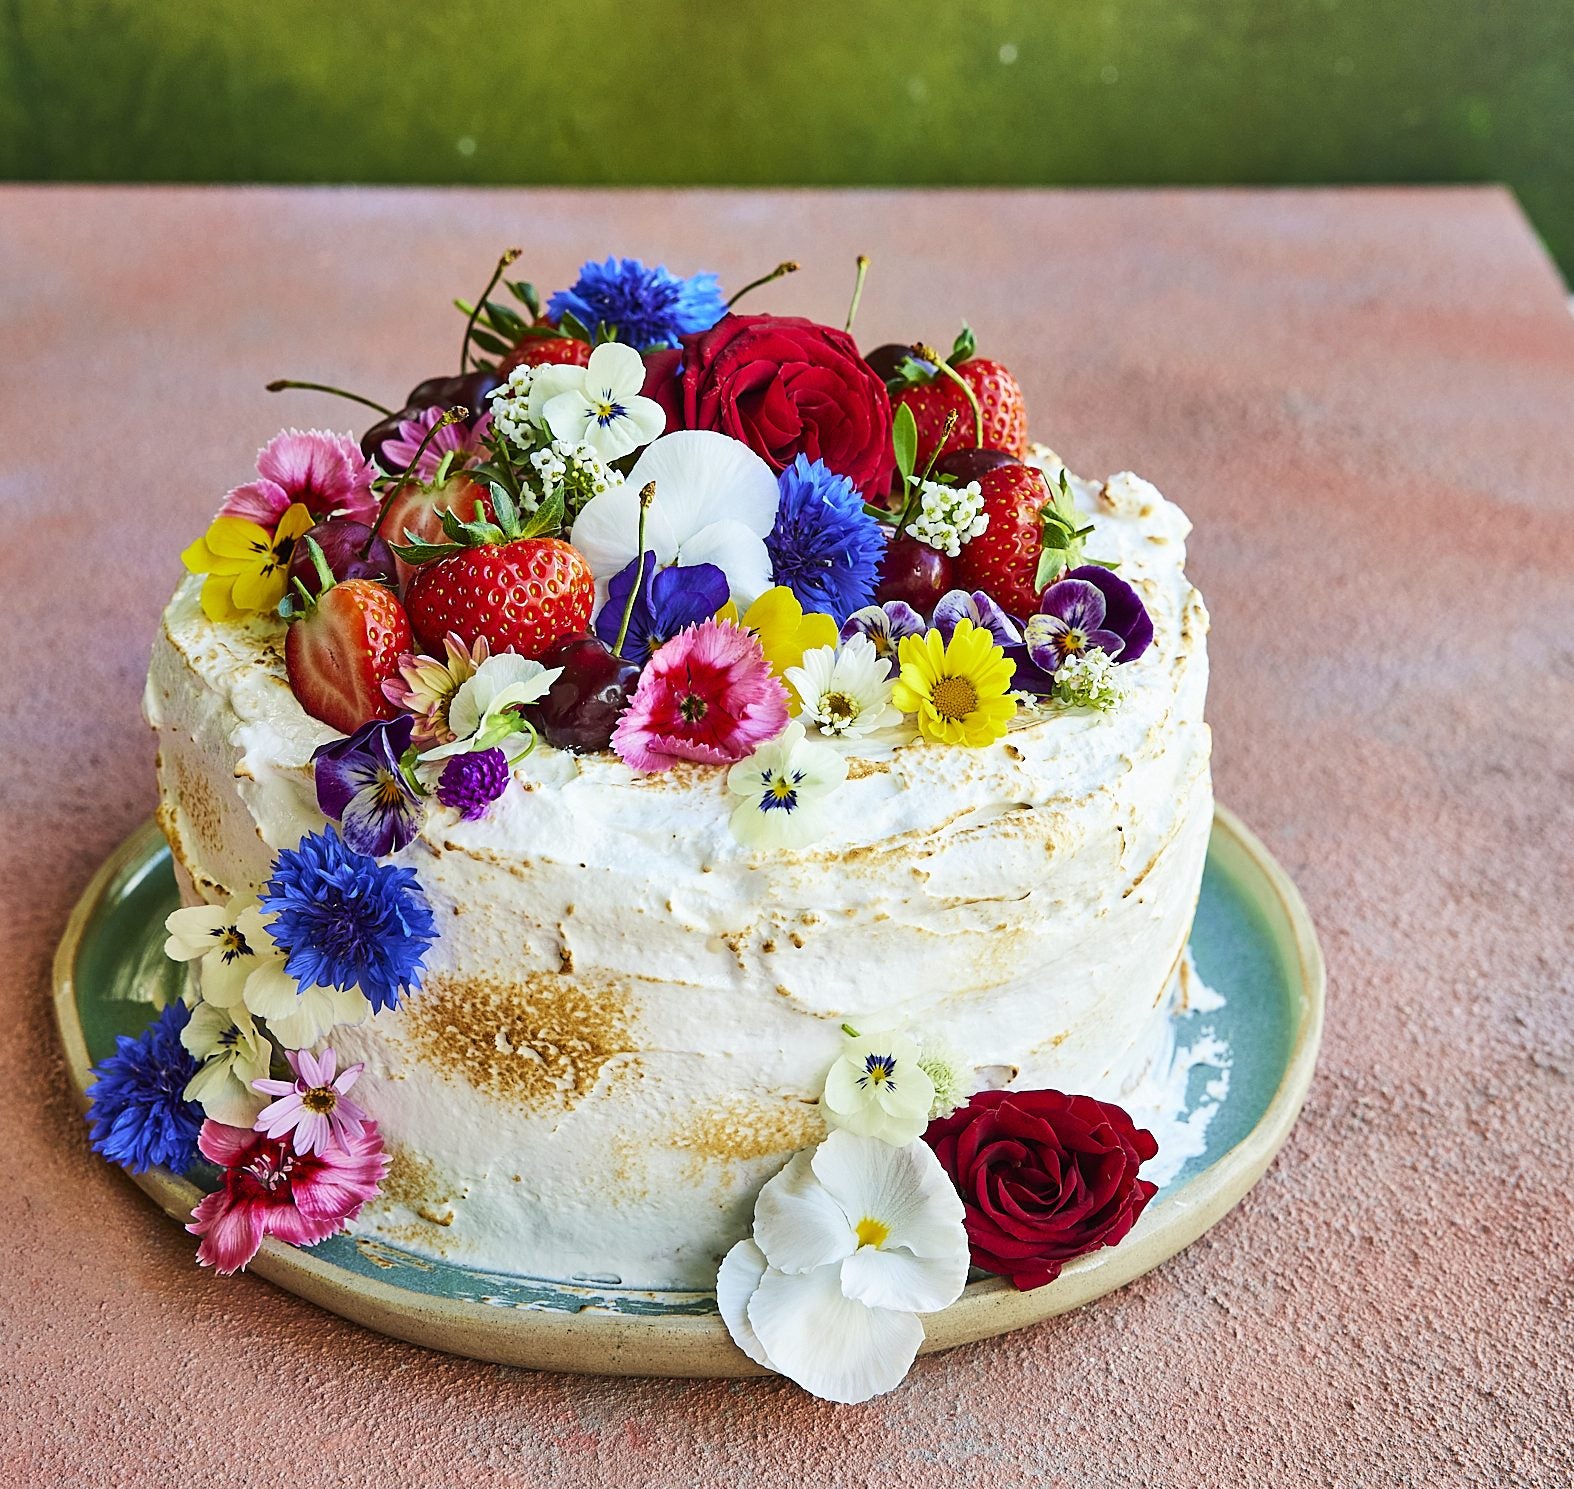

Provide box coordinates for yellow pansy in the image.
[181,503,313,622]
[716,586,838,712]
[891,618,1017,747]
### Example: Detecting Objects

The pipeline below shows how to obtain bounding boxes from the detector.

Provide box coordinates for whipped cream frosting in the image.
[145,449,1213,1289]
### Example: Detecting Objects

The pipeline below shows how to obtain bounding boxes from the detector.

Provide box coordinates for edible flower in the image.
[313,716,425,858]
[784,637,902,741]
[931,588,1022,648]
[180,1000,273,1126]
[383,632,491,749]
[435,747,512,821]
[726,720,848,850]
[595,553,729,662]
[904,477,988,558]
[181,503,313,622]
[218,428,377,529]
[239,965,373,1051]
[1022,577,1127,675]
[716,586,840,701]
[1052,649,1127,711]
[378,406,490,482]
[85,1003,202,1174]
[821,1025,936,1146]
[547,256,726,350]
[891,619,1016,748]
[525,341,666,463]
[717,1131,969,1404]
[765,455,887,622]
[252,1047,368,1157]
[186,1118,389,1276]
[839,600,926,678]
[418,653,559,765]
[611,619,788,773]
[164,897,276,1010]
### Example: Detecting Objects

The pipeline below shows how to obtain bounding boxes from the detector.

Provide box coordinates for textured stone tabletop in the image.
[3,186,1571,1487]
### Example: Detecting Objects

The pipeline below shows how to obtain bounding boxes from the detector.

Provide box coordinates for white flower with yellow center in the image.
[180,1001,272,1126]
[717,1131,969,1403]
[821,1024,936,1145]
[418,653,560,766]
[726,721,848,850]
[524,342,666,463]
[163,898,273,1010]
[784,636,903,741]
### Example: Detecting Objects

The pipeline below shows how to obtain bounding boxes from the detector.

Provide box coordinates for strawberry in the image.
[395,485,594,660]
[882,327,1028,470]
[955,465,1093,618]
[283,540,412,734]
[498,333,591,376]
[376,474,494,591]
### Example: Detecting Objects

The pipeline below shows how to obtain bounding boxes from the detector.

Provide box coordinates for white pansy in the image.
[525,342,665,463]
[726,721,848,850]
[570,430,781,613]
[906,477,988,558]
[241,962,373,1050]
[181,1001,272,1126]
[784,636,903,740]
[419,653,561,765]
[163,898,274,1010]
[821,1024,936,1145]
[717,1132,969,1403]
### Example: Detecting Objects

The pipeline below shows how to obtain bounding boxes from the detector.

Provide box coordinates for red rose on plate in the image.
[642,313,895,499]
[924,1088,1159,1290]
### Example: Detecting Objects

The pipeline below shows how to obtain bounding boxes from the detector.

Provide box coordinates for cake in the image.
[95,252,1218,1402]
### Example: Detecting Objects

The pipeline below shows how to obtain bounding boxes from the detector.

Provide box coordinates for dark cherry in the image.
[874,534,955,614]
[864,342,931,387]
[359,369,503,468]
[525,633,642,754]
[934,446,1021,483]
[286,518,395,596]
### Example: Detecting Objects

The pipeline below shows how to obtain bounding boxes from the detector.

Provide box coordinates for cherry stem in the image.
[613,482,657,658]
[460,248,523,373]
[913,343,983,447]
[844,255,870,334]
[363,407,467,556]
[726,260,799,309]
[266,379,392,417]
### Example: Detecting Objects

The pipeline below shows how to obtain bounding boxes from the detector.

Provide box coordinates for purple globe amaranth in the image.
[436,747,511,821]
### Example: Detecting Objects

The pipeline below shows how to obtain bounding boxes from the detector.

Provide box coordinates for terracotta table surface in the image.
[3,185,1571,1487]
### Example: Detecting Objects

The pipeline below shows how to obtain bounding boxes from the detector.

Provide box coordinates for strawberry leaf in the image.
[947,323,976,366]
[892,403,918,487]
[518,487,565,539]
[391,531,465,565]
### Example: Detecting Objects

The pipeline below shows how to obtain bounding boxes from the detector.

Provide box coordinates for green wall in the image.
[4,0,1571,271]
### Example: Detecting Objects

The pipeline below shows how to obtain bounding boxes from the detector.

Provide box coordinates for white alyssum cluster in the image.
[526,439,624,517]
[486,364,540,451]
[1054,648,1127,711]
[906,477,988,558]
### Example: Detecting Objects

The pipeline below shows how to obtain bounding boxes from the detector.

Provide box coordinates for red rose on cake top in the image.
[643,313,895,500]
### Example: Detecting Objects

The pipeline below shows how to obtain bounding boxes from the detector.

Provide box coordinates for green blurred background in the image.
[3,0,1571,272]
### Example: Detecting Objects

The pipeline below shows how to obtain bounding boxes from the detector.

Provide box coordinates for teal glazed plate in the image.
[54,806,1324,1378]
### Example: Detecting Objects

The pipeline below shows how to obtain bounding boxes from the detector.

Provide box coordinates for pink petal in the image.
[218,479,290,527]
[196,1121,259,1169]
[189,1192,267,1275]
[331,1060,362,1094]
[252,1078,296,1098]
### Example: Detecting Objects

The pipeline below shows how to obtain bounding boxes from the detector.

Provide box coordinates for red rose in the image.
[643,313,895,499]
[924,1089,1159,1290]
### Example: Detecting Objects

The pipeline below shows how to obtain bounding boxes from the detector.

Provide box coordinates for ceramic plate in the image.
[54,806,1323,1377]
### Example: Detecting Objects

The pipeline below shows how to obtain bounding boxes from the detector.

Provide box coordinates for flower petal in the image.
[677,521,776,611]
[752,1149,856,1274]
[809,1132,966,1258]
[716,1238,775,1370]
[625,430,780,543]
[839,1240,968,1315]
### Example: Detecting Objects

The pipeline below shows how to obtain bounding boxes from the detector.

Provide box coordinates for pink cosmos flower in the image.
[611,619,789,772]
[380,406,492,483]
[219,429,377,530]
[251,1046,368,1156]
[186,1118,388,1275]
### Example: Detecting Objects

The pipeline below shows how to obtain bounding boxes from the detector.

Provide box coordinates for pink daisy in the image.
[251,1046,368,1157]
[186,1119,388,1275]
[219,428,377,530]
[379,406,492,483]
[611,619,789,773]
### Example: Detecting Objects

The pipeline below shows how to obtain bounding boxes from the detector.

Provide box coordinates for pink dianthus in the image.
[219,428,377,530]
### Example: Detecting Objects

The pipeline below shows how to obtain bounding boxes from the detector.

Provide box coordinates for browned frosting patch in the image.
[404,970,633,1110]
[667,1093,825,1166]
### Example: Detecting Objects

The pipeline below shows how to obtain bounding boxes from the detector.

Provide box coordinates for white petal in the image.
[240,960,303,1022]
[543,392,594,448]
[234,905,277,956]
[578,399,664,465]
[716,1239,774,1370]
[184,1059,265,1127]
[570,482,680,586]
[626,430,780,544]
[163,904,229,960]
[839,1240,968,1315]
[811,1133,966,1259]
[196,949,251,1010]
[267,984,372,1049]
[525,364,586,424]
[676,521,773,611]
[585,341,647,398]
[746,1264,924,1404]
[752,1149,855,1275]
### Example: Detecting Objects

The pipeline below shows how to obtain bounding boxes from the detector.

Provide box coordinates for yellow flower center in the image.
[375,770,406,806]
[1058,628,1087,657]
[770,776,795,801]
[929,675,979,721]
[821,691,858,726]
[301,1086,338,1115]
[854,1216,890,1250]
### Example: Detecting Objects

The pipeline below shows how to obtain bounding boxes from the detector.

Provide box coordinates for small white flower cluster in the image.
[1054,648,1127,711]
[486,364,538,451]
[906,477,989,558]
[527,438,624,518]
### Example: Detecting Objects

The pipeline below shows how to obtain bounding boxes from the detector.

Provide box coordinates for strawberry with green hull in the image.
[956,466,1100,620]
[395,485,595,661]
[283,538,412,735]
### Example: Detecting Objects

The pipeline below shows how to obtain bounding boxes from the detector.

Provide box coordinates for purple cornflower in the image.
[436,747,511,820]
[312,716,424,857]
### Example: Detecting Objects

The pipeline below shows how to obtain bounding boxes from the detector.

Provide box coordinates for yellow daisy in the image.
[716,586,839,713]
[892,618,1017,747]
[181,503,314,623]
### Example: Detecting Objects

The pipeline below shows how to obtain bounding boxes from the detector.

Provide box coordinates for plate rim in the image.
[53,804,1324,1378]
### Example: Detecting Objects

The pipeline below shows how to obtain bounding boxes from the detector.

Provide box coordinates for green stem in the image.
[726,260,799,309]
[363,407,467,555]
[266,379,392,417]
[460,248,522,372]
[913,343,983,447]
[844,255,870,333]
[613,482,657,658]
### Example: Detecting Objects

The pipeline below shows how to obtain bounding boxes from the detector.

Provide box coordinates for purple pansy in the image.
[596,552,730,661]
[1022,579,1126,676]
[838,601,927,678]
[312,716,424,857]
[1060,565,1153,664]
[436,747,511,820]
[932,589,1022,648]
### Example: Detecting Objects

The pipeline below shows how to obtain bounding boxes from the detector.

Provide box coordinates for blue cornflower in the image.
[85,1002,202,1174]
[765,455,888,623]
[596,553,731,661]
[261,827,437,1014]
[548,257,726,351]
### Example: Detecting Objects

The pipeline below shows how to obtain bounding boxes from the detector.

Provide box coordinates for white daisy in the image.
[419,653,561,765]
[784,636,903,740]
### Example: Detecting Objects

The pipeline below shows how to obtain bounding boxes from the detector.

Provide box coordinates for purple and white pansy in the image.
[312,716,425,856]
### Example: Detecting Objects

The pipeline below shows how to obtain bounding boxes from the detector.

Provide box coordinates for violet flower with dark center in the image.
[1022,578,1127,677]
[596,552,730,661]
[312,716,424,857]
[838,600,927,678]
[436,748,511,821]
[1060,565,1153,664]
[932,589,1022,648]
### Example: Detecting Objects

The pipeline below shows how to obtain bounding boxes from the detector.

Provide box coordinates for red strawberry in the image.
[956,465,1093,618]
[882,328,1028,471]
[498,333,592,376]
[284,554,412,734]
[376,475,493,590]
[404,535,594,660]
[957,357,1027,458]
